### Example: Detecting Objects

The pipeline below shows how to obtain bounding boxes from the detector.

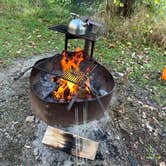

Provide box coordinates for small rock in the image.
[159,131,166,139]
[116,72,124,77]
[99,89,108,96]
[161,107,166,111]
[0,152,2,158]
[160,162,165,166]
[35,155,40,161]
[35,118,39,124]
[26,115,34,123]
[142,112,146,119]
[63,160,73,166]
[33,148,39,156]
[146,122,153,132]
[24,144,31,149]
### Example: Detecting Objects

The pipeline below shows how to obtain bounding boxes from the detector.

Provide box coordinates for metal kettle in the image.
[68,13,88,35]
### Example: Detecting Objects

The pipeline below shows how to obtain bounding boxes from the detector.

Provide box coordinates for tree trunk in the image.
[118,0,135,17]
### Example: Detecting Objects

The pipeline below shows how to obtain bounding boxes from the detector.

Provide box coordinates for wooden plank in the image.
[42,126,99,160]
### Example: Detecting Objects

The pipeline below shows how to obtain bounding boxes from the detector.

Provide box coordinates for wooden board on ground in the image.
[42,126,99,160]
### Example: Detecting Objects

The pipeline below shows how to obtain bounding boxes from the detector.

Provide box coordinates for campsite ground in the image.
[0,0,165,165]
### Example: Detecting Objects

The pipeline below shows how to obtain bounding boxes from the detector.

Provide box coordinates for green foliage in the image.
[100,0,166,48]
[53,0,72,7]
[143,0,166,15]
[113,0,124,7]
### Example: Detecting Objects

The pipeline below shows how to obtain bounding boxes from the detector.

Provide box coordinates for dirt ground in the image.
[0,55,165,166]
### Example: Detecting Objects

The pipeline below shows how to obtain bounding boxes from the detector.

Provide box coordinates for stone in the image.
[24,144,31,149]
[160,162,166,166]
[63,160,73,166]
[26,116,35,123]
[33,148,39,156]
[116,72,124,77]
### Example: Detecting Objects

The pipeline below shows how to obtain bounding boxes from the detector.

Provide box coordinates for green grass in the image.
[0,0,70,64]
[0,0,165,106]
[95,39,166,106]
[0,0,102,64]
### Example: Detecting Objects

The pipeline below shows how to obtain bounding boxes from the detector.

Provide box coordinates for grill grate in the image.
[63,69,85,85]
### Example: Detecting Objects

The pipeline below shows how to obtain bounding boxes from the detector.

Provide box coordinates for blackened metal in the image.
[90,41,95,59]
[14,57,51,81]
[14,66,33,81]
[49,24,97,59]
[80,16,103,28]
[95,152,104,160]
[29,54,115,126]
[65,34,68,51]
[48,25,97,42]
[33,74,58,99]
[84,24,93,58]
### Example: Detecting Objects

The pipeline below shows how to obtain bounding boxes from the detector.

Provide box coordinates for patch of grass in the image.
[95,39,165,106]
[0,0,103,66]
[0,0,71,65]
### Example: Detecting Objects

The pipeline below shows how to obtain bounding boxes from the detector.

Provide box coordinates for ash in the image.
[32,112,126,166]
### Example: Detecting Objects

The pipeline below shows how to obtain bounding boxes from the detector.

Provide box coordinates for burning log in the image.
[42,126,99,160]
[52,49,92,102]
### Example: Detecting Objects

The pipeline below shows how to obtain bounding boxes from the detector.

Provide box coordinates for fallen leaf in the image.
[37,34,42,38]
[108,43,116,49]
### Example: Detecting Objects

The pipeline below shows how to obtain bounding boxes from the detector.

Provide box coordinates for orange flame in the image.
[52,48,91,101]
[161,66,166,80]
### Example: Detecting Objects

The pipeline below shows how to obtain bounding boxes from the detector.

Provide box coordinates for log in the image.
[42,126,99,160]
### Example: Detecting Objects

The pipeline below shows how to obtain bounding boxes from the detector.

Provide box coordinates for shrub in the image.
[96,0,166,48]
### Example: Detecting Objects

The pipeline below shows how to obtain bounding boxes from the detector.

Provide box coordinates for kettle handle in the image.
[70,12,80,18]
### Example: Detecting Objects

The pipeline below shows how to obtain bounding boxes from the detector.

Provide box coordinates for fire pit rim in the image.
[29,55,115,104]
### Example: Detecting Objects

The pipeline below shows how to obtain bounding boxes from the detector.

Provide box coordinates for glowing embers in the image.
[52,48,92,101]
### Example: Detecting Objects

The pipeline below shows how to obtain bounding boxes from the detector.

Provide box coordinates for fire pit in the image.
[29,18,115,126]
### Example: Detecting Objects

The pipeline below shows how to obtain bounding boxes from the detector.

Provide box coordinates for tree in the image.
[118,0,135,17]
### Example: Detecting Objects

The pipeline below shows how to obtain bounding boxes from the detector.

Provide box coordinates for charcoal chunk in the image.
[33,73,58,99]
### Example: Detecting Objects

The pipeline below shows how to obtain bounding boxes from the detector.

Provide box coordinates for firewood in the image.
[42,126,99,160]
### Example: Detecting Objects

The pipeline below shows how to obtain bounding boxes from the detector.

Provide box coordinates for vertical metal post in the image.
[90,41,95,59]
[65,34,68,51]
[84,24,93,59]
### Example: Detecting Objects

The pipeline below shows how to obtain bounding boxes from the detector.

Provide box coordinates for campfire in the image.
[52,48,91,101]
